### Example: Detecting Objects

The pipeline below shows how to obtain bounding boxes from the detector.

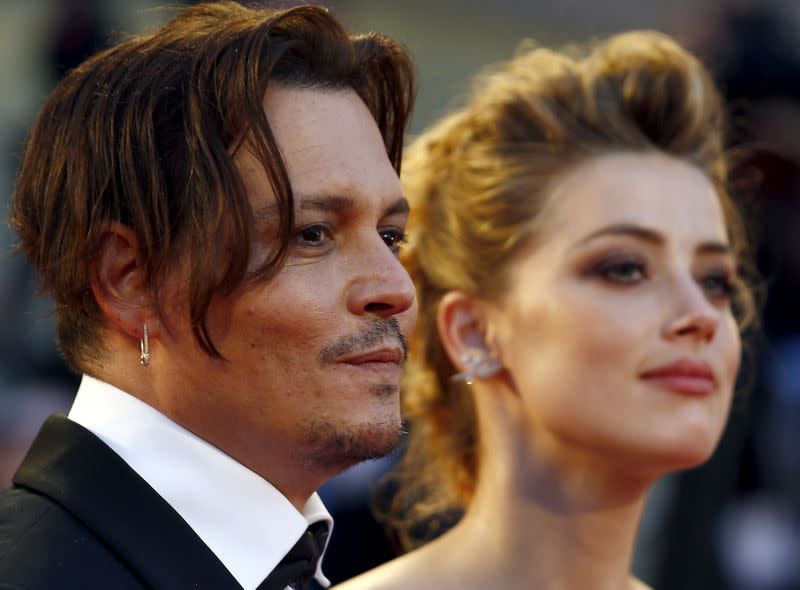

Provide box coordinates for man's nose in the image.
[346,245,416,319]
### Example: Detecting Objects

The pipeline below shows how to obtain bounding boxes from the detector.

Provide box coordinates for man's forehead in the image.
[237,87,405,224]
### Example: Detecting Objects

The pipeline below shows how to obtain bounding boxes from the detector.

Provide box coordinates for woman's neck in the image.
[430,409,657,590]
[451,477,648,590]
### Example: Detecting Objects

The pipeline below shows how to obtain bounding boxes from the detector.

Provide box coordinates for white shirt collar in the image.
[68,375,333,590]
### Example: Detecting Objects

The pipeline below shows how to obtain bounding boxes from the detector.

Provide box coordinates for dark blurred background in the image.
[1,1,799,589]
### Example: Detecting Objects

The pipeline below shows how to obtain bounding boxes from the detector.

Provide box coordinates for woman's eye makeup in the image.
[582,248,739,305]
[586,253,648,284]
[696,267,737,300]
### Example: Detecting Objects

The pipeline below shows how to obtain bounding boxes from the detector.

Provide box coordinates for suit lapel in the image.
[13,414,243,590]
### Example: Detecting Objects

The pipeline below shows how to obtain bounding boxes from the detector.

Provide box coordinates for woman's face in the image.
[489,152,742,473]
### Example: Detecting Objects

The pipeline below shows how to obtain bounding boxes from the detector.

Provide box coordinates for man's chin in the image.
[301,415,404,473]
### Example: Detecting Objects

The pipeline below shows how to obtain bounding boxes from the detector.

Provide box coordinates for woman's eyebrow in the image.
[572,222,731,255]
[572,223,663,250]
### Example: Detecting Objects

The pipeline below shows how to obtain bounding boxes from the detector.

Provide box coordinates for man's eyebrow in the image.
[253,196,352,221]
[384,196,410,217]
[254,194,409,220]
[298,195,355,212]
[572,222,732,254]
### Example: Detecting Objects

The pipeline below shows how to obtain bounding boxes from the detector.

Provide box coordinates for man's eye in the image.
[296,224,332,247]
[380,228,408,253]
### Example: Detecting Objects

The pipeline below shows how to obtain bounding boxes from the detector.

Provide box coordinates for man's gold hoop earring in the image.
[140,323,150,366]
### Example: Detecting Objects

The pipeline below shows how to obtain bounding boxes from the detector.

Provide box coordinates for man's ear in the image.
[437,291,496,372]
[90,223,157,341]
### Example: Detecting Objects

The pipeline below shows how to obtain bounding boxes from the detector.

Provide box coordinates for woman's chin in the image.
[590,426,723,479]
[639,433,721,475]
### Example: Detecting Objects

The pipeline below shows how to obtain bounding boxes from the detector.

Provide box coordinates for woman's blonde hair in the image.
[384,31,757,550]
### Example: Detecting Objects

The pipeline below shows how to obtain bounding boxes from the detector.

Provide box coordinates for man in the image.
[1,2,416,589]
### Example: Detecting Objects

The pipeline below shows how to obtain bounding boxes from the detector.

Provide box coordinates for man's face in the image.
[158,87,417,491]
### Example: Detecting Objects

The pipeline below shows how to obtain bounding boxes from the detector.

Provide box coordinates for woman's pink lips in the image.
[640,360,716,396]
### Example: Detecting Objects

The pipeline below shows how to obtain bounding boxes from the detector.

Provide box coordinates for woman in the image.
[336,31,756,590]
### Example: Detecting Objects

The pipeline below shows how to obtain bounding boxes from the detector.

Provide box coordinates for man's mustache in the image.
[318,317,408,365]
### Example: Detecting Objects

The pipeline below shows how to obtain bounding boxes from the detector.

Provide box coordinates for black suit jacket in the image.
[0,414,246,589]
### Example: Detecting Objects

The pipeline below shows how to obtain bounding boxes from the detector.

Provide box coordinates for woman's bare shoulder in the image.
[333,543,444,590]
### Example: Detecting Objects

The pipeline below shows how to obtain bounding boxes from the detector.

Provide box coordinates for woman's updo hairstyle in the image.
[384,31,756,551]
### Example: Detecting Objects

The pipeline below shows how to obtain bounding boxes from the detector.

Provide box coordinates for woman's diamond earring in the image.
[451,350,502,384]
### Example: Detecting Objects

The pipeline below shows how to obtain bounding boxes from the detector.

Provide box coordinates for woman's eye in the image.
[596,260,646,284]
[295,224,332,247]
[699,273,735,300]
[380,228,408,253]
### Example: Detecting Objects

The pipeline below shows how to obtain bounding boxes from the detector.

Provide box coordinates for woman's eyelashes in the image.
[584,251,738,303]
[587,253,648,284]
[696,268,737,301]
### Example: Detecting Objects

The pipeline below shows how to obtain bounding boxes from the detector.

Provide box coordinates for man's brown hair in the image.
[10,1,415,372]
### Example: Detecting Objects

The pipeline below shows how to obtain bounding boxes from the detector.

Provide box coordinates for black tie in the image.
[257,521,330,590]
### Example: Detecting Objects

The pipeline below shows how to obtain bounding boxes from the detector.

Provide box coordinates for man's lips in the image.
[338,347,403,364]
[640,359,717,396]
[337,347,404,372]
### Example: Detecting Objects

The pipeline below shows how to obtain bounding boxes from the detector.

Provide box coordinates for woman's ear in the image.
[437,291,503,381]
[90,223,158,341]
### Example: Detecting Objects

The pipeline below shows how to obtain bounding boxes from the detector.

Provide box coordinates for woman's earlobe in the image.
[451,350,504,384]
[439,292,504,384]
